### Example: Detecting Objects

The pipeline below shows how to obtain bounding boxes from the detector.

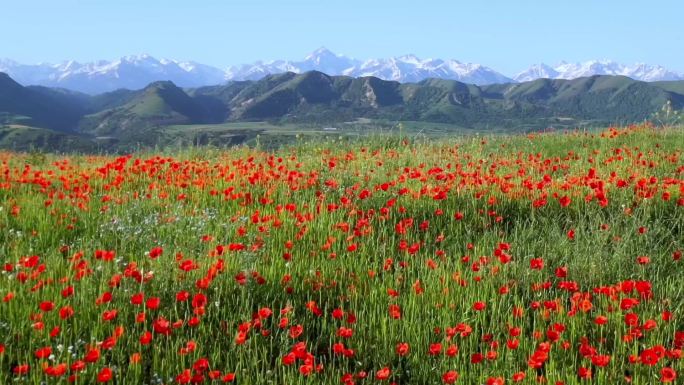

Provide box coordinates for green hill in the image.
[201,72,683,128]
[482,76,684,123]
[0,73,86,131]
[0,124,94,152]
[78,81,221,136]
[2,71,684,151]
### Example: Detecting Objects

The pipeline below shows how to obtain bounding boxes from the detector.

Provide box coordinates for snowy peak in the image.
[515,61,684,82]
[513,63,559,82]
[0,54,227,94]
[2,50,683,95]
[299,47,359,73]
[224,50,512,85]
[304,47,340,62]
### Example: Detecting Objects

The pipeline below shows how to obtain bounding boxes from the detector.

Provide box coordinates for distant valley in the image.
[2,69,683,152]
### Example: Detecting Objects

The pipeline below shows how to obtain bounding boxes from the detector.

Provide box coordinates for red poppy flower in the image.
[428,343,442,356]
[442,370,459,384]
[97,367,112,382]
[558,195,571,207]
[578,367,592,379]
[388,304,402,319]
[149,246,163,259]
[146,297,161,310]
[375,367,390,380]
[84,348,101,363]
[530,258,544,270]
[591,354,611,367]
[258,307,273,319]
[35,346,52,359]
[660,367,676,383]
[396,342,410,356]
[512,372,525,382]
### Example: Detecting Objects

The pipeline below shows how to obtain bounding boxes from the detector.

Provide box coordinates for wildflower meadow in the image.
[0,125,682,384]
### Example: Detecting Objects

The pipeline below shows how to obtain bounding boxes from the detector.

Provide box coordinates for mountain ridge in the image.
[3,48,682,94]
[2,70,683,151]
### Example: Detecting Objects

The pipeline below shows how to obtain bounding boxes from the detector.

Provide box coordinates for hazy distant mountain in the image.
[0,48,512,93]
[2,49,684,95]
[226,48,513,85]
[0,55,226,94]
[515,61,684,82]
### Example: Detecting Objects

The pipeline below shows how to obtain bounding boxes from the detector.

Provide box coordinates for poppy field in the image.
[0,125,682,384]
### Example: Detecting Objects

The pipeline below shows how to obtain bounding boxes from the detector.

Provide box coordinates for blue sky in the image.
[3,0,683,74]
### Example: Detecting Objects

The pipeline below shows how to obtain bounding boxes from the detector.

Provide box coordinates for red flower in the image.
[45,363,67,377]
[375,367,391,381]
[131,292,144,305]
[97,367,113,382]
[530,258,544,270]
[396,342,410,356]
[282,352,296,366]
[558,195,571,207]
[636,255,650,265]
[258,307,273,319]
[59,306,75,320]
[102,309,118,321]
[428,343,442,356]
[591,354,611,367]
[146,297,161,310]
[84,348,101,363]
[332,308,345,319]
[337,326,353,338]
[442,370,459,384]
[486,377,505,385]
[289,325,303,339]
[176,291,190,302]
[388,304,402,319]
[176,369,191,384]
[660,367,676,383]
[71,361,86,372]
[140,331,153,345]
[555,266,568,278]
[578,366,592,379]
[149,246,163,259]
[13,364,30,375]
[153,317,172,335]
[640,348,661,366]
[192,293,207,308]
[471,352,484,364]
[35,346,52,359]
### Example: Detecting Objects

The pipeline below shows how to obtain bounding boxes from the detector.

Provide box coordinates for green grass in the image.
[0,125,93,152]
[0,126,682,384]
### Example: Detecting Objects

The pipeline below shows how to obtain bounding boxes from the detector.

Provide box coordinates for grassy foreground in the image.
[0,125,682,384]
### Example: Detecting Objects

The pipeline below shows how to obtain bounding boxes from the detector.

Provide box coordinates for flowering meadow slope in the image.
[0,126,682,384]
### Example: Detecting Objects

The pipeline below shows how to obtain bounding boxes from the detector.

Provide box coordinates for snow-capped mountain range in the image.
[513,61,684,82]
[1,48,682,94]
[0,54,226,95]
[224,48,513,85]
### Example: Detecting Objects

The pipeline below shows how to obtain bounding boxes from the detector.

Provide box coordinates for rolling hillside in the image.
[1,70,683,151]
[0,73,86,131]
[78,81,223,136]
